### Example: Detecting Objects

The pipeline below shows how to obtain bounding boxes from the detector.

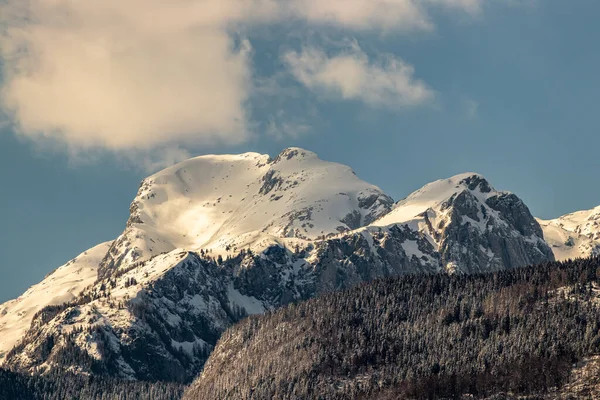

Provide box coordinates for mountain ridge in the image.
[0,147,595,381]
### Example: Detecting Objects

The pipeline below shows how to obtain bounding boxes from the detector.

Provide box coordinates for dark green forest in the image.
[0,368,185,400]
[185,257,600,399]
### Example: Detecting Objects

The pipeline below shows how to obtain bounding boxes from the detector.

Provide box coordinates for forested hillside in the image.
[186,257,600,399]
[0,368,185,400]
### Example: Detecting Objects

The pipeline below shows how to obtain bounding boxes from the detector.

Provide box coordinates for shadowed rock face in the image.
[437,190,554,274]
[460,175,492,193]
[486,193,544,238]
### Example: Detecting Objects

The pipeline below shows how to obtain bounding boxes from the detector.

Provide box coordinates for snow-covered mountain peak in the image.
[369,172,551,273]
[411,172,499,202]
[373,172,500,227]
[270,147,318,164]
[99,148,393,278]
[0,158,562,380]
[453,173,494,193]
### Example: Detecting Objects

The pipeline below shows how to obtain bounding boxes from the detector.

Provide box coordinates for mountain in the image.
[537,206,600,261]
[184,257,600,400]
[371,173,553,273]
[0,147,588,382]
[98,148,393,281]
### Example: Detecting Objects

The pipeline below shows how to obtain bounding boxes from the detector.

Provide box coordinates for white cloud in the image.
[283,44,435,108]
[0,0,481,160]
[0,0,279,151]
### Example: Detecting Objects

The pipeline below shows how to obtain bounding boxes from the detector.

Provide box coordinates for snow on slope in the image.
[8,249,268,379]
[371,173,510,250]
[0,242,111,362]
[538,205,600,260]
[100,148,392,277]
[374,172,499,228]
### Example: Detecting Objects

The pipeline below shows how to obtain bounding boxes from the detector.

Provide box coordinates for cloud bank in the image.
[0,0,482,156]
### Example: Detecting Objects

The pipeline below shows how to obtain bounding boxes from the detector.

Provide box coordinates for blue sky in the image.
[1,0,600,302]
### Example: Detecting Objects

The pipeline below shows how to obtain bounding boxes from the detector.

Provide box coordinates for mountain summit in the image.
[0,148,591,382]
[98,147,393,280]
[372,172,553,273]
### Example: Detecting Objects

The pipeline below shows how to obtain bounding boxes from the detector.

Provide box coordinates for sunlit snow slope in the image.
[538,206,600,260]
[0,242,112,361]
[374,172,498,227]
[99,148,392,278]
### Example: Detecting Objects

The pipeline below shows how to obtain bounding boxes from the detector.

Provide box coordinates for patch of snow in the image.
[402,240,426,259]
[227,284,265,315]
[171,337,208,356]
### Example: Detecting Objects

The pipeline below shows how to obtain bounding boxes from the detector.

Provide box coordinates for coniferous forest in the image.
[0,368,185,400]
[185,257,600,399]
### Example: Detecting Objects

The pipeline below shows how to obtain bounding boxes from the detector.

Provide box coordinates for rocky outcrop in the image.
[437,190,554,274]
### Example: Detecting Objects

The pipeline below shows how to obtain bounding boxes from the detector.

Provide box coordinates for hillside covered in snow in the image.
[0,242,112,361]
